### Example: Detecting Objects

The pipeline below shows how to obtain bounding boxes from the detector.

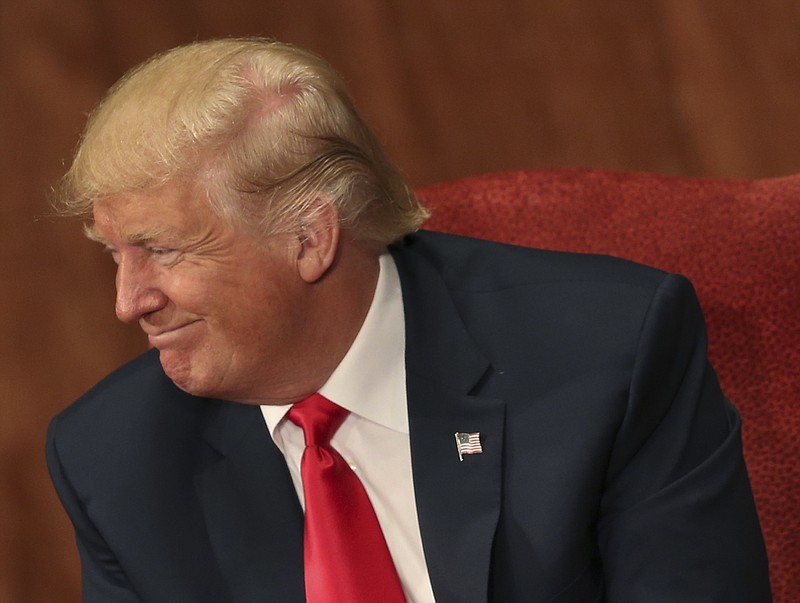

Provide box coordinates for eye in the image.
[147,247,181,264]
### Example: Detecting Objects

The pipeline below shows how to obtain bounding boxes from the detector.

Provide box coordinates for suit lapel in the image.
[194,400,306,602]
[393,241,506,603]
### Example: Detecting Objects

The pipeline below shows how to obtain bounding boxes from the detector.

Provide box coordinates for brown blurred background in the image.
[2,1,799,600]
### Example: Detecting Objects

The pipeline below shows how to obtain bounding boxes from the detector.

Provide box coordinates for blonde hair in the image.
[55,38,428,249]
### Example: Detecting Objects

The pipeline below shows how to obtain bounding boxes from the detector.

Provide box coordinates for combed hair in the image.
[55,37,429,250]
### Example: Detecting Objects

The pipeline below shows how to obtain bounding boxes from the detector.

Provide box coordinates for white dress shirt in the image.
[260,253,436,603]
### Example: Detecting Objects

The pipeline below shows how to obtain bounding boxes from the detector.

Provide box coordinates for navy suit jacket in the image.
[47,231,771,602]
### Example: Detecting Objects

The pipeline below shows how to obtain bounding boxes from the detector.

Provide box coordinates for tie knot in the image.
[288,393,349,447]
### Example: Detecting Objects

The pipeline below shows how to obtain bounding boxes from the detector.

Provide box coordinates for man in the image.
[47,38,771,602]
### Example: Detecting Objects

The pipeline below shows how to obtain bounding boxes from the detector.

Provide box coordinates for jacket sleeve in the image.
[597,273,771,602]
[46,415,143,603]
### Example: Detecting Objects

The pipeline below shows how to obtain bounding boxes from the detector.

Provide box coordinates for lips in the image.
[145,320,202,348]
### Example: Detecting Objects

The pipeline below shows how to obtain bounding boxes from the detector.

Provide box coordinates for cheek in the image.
[173,255,306,344]
[238,283,308,344]
[167,274,242,314]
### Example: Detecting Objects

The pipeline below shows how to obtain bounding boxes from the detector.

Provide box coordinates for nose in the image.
[115,255,168,324]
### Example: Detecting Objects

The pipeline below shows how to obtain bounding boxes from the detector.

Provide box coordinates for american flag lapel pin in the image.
[455,432,483,461]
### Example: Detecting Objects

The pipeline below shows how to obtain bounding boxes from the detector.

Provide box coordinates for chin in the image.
[158,350,215,398]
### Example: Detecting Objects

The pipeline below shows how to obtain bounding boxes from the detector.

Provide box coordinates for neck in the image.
[250,239,381,406]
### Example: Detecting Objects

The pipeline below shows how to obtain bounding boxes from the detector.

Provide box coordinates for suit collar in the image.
[391,234,490,392]
[393,237,506,603]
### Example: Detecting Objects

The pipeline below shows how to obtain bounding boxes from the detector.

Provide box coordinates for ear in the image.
[295,202,341,284]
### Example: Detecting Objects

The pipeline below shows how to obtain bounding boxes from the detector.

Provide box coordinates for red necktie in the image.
[288,393,407,603]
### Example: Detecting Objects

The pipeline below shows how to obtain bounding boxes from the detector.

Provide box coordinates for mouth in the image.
[145,320,202,348]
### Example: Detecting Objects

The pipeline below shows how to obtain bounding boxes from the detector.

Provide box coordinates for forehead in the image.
[90,182,221,245]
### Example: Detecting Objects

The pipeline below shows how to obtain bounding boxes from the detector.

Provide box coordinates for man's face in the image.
[92,181,313,404]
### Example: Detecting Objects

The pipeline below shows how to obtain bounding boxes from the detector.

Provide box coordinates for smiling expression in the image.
[92,180,318,404]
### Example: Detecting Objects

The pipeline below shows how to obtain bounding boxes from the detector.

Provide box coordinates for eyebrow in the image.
[83,222,171,247]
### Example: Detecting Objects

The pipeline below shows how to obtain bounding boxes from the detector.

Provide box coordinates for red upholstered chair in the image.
[418,168,799,603]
